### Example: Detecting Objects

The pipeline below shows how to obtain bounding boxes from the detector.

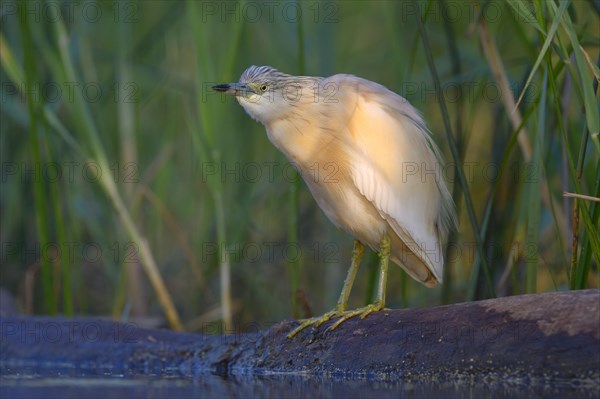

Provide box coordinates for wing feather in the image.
[334,75,455,284]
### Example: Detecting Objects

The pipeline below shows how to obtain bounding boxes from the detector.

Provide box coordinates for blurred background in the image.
[1,0,598,333]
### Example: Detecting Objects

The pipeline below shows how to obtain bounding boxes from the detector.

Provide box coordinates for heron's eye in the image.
[259,84,269,93]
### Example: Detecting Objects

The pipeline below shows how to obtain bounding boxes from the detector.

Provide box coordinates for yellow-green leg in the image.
[328,234,390,330]
[335,240,365,311]
[287,240,364,338]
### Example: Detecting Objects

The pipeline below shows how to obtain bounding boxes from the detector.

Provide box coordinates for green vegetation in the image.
[1,1,598,333]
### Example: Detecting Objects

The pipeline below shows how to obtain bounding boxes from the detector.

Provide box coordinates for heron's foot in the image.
[287,303,389,338]
[286,309,343,338]
[327,301,387,331]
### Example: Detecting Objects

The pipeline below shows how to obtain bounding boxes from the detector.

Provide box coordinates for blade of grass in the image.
[1,33,88,159]
[476,20,570,244]
[286,0,306,318]
[537,9,600,285]
[525,68,547,293]
[19,8,57,314]
[522,24,569,289]
[46,136,72,315]
[564,192,600,202]
[413,1,496,298]
[574,160,600,287]
[117,17,137,201]
[503,0,546,36]
[468,100,538,300]
[440,0,466,304]
[187,0,245,332]
[552,1,600,155]
[115,11,144,318]
[546,54,594,285]
[477,20,532,161]
[51,17,183,330]
[556,109,600,286]
[514,0,569,109]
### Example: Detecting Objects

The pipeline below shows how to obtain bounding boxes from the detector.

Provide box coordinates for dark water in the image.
[1,366,597,399]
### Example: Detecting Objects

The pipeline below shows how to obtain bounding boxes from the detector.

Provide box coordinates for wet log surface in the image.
[1,290,599,384]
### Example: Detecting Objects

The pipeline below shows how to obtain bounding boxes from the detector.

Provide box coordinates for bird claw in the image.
[286,309,342,338]
[327,302,385,331]
[287,303,387,338]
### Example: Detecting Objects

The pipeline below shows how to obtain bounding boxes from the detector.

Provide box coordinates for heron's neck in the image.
[265,110,330,166]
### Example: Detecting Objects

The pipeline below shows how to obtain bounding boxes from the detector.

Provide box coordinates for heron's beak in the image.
[212,83,256,97]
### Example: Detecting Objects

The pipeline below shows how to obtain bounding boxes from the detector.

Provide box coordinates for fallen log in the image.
[1,290,598,385]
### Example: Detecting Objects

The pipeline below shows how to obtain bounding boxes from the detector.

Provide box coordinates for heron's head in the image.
[212,65,321,124]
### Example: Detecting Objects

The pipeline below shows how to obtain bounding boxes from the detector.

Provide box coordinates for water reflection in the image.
[1,366,596,399]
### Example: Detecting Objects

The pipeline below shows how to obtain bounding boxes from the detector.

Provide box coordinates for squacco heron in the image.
[213,66,456,338]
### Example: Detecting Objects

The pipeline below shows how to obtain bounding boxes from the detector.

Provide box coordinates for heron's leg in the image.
[310,239,364,327]
[287,240,364,338]
[372,233,390,309]
[327,234,390,330]
[335,240,365,311]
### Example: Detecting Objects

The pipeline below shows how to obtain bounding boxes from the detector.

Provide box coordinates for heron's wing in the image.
[336,76,454,284]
